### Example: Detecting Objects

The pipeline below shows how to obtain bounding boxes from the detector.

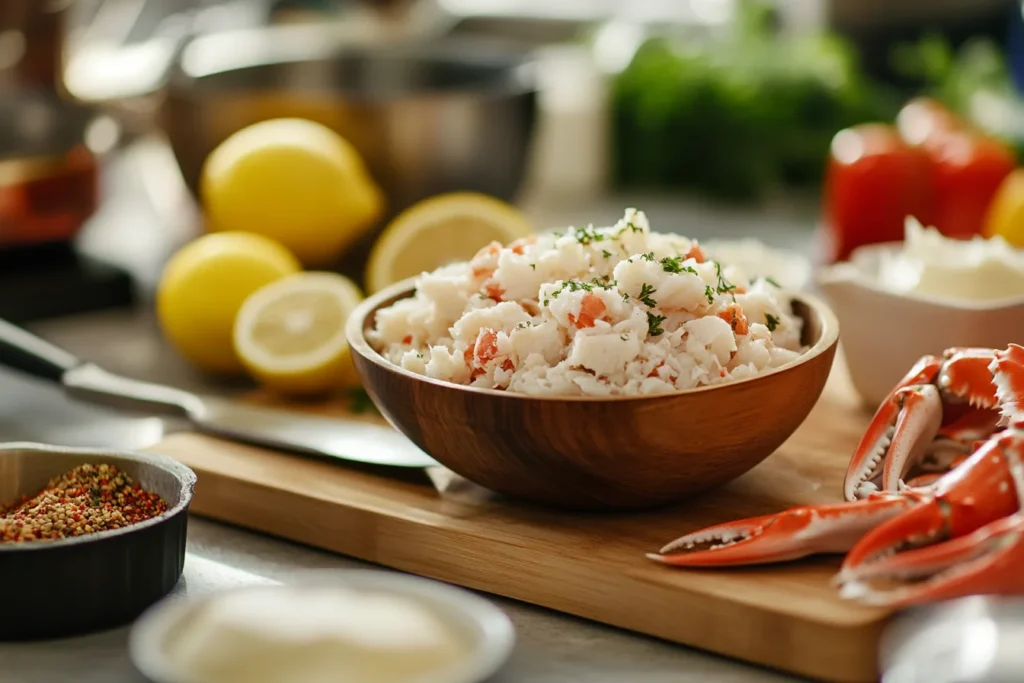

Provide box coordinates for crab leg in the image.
[836,515,1024,608]
[647,496,913,567]
[835,429,1024,607]
[836,430,1024,580]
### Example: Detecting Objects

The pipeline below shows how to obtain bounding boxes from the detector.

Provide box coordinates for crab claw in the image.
[844,356,942,501]
[648,497,912,567]
[836,514,1024,608]
[991,343,1024,427]
[839,431,1024,577]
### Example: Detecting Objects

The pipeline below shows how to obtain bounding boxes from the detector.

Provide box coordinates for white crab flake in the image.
[368,209,807,396]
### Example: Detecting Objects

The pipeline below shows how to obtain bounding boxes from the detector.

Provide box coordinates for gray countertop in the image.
[0,310,799,683]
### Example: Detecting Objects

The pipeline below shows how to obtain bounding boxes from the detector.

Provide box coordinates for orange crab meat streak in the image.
[568,293,607,328]
[716,304,748,335]
[484,282,504,301]
[684,244,706,263]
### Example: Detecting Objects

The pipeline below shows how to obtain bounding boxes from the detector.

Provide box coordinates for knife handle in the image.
[0,318,81,382]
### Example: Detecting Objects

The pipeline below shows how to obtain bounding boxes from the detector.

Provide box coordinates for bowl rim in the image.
[174,25,539,101]
[0,442,197,554]
[820,241,1024,311]
[128,568,516,683]
[347,277,840,403]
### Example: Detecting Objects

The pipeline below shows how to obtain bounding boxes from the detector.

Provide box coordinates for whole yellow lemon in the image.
[200,118,385,267]
[157,232,302,374]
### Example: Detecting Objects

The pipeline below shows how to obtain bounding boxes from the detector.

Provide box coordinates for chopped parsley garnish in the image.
[714,262,737,296]
[764,276,781,288]
[530,263,536,270]
[620,333,630,341]
[622,292,631,303]
[660,255,698,275]
[571,224,605,245]
[646,312,667,337]
[704,285,715,304]
[637,283,657,307]
[765,313,780,331]
[641,251,655,261]
[602,249,612,258]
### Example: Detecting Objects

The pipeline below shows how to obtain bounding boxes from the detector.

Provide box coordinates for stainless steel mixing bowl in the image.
[160,24,539,213]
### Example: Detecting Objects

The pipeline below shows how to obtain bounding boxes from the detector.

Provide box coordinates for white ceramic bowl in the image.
[128,569,516,683]
[816,242,1024,409]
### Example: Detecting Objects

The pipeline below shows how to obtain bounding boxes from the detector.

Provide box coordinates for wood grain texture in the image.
[145,354,891,683]
[345,281,841,510]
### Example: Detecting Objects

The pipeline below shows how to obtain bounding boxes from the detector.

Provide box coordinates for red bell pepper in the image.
[823,123,935,263]
[897,98,1017,240]
[824,99,1018,261]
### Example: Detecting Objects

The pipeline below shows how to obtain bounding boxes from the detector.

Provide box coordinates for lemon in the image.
[157,232,302,374]
[200,118,385,267]
[984,168,1024,247]
[233,272,365,397]
[364,192,533,293]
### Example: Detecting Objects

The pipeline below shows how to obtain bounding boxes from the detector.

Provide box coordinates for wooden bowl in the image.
[347,280,840,511]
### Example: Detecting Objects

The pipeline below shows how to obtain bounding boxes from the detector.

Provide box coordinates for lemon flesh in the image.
[365,192,533,293]
[234,272,365,397]
[157,232,302,375]
[201,118,385,268]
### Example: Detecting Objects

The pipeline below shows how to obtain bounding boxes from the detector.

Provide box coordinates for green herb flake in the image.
[637,283,658,308]
[530,263,536,270]
[646,312,667,337]
[704,285,715,304]
[641,251,655,262]
[602,249,612,259]
[714,262,737,296]
[764,276,781,288]
[660,256,698,275]
[765,313,780,332]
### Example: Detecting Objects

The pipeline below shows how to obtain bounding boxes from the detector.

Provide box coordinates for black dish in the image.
[0,442,196,641]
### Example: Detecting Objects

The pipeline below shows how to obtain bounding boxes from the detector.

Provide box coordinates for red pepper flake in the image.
[0,463,168,544]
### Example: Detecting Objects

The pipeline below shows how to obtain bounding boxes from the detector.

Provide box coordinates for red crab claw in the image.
[838,430,1024,579]
[647,496,912,567]
[844,348,1008,502]
[835,514,1024,608]
[843,355,942,501]
[991,343,1024,428]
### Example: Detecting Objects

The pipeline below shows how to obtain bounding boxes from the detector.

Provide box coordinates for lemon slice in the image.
[365,192,533,293]
[233,272,365,397]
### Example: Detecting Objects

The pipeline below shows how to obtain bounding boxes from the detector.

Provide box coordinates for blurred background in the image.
[1,0,1022,324]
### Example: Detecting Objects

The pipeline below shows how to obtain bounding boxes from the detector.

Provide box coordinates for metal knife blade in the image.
[61,364,439,468]
[0,317,436,469]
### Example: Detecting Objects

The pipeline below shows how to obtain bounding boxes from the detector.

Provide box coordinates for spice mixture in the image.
[0,463,168,544]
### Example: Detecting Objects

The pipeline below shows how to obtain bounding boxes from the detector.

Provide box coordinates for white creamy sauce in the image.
[877,217,1024,301]
[164,586,471,683]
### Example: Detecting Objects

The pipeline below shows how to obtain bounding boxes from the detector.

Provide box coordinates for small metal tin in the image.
[0,441,196,641]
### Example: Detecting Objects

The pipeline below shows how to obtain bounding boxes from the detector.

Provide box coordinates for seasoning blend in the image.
[162,585,474,683]
[1,463,168,543]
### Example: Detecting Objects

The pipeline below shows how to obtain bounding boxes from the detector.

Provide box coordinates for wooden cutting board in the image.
[145,358,891,683]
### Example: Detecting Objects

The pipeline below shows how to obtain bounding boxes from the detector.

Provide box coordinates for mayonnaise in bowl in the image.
[876,217,1024,302]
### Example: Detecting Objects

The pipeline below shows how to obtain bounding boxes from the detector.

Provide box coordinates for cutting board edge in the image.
[175,460,885,683]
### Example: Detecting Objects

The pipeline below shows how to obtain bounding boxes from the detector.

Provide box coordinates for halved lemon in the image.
[233,272,365,397]
[364,192,533,293]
